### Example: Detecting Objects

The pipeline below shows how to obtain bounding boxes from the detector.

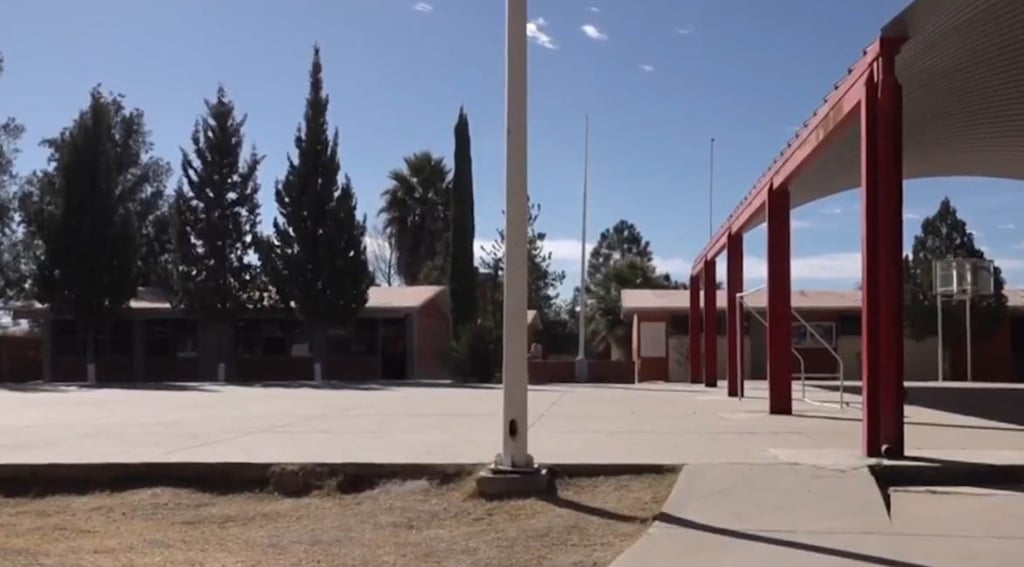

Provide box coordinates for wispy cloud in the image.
[639,64,655,73]
[588,6,601,13]
[527,17,558,49]
[411,2,433,14]
[903,211,922,221]
[675,25,694,35]
[998,223,1016,230]
[820,206,844,215]
[581,24,608,41]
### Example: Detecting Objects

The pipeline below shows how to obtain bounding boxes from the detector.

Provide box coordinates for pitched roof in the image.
[9,285,449,317]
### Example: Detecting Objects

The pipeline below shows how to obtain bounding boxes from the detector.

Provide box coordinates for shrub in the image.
[450,323,498,383]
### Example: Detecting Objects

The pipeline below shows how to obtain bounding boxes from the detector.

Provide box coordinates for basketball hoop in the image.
[932,258,995,382]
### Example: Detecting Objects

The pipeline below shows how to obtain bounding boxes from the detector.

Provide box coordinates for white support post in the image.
[217,361,226,384]
[497,0,533,471]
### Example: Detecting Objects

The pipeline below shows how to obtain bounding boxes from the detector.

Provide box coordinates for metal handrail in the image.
[737,295,806,402]
[791,309,848,407]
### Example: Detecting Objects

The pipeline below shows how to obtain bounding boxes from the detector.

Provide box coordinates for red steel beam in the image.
[691,40,882,271]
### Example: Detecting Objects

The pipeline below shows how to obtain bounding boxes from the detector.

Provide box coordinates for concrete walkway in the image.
[612,463,1023,567]
[2,380,1022,565]
[1,381,1021,466]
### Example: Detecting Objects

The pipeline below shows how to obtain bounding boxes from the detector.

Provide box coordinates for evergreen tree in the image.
[449,107,477,333]
[0,53,30,301]
[259,46,371,380]
[586,220,655,285]
[904,197,1006,341]
[24,89,163,381]
[174,86,264,316]
[480,200,566,324]
[583,220,676,358]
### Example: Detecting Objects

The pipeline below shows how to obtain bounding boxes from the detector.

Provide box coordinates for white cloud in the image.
[676,26,694,35]
[639,64,655,73]
[581,24,608,41]
[903,211,922,220]
[791,219,815,230]
[820,206,843,215]
[411,2,433,13]
[998,223,1016,230]
[527,17,558,49]
[744,252,863,282]
[971,230,985,239]
[589,6,601,13]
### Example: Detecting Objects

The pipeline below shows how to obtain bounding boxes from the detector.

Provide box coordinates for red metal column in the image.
[877,40,905,457]
[767,186,792,415]
[703,259,718,388]
[727,232,744,397]
[688,273,703,384]
[860,66,882,458]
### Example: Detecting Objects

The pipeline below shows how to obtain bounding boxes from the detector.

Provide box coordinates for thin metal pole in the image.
[709,137,716,238]
[575,115,590,382]
[936,295,944,382]
[966,295,973,382]
[498,0,532,470]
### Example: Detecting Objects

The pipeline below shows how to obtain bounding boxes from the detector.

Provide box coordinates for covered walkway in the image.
[687,0,1024,457]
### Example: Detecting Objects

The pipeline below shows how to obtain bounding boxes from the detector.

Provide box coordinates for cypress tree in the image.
[174,86,263,315]
[174,86,263,380]
[260,45,371,381]
[449,107,477,333]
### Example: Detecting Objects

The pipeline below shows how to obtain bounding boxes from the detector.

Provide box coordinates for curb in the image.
[0,462,681,497]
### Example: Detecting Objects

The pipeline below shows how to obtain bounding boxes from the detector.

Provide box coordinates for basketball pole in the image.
[966,294,973,382]
[936,295,944,383]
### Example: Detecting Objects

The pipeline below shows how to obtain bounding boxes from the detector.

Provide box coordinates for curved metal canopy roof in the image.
[695,0,1024,268]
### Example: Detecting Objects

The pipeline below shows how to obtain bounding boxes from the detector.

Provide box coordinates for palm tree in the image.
[378,151,451,284]
[587,256,671,360]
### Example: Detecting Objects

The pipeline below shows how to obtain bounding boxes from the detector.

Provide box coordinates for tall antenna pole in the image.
[576,115,590,383]
[709,137,716,238]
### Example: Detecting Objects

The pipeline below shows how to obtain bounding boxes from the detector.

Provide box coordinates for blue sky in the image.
[3,0,1023,295]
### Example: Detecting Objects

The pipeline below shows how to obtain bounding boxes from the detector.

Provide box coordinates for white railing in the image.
[735,286,850,409]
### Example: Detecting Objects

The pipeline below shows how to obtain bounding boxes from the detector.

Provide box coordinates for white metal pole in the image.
[966,295,973,383]
[575,115,590,383]
[936,295,944,382]
[498,0,533,470]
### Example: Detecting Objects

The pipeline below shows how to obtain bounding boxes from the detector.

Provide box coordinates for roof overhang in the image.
[693,0,1024,272]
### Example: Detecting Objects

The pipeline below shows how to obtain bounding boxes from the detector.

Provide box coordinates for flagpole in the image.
[575,115,590,383]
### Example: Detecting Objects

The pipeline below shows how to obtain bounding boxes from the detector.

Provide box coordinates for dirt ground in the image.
[0,473,676,567]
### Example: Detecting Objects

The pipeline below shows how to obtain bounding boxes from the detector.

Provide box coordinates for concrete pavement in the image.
[1,380,1022,565]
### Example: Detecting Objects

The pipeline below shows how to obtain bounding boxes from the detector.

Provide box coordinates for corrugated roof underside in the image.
[744,0,1024,230]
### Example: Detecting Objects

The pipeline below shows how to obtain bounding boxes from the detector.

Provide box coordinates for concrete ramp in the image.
[612,464,1022,567]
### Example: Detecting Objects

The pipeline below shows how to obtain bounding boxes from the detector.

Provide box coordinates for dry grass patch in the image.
[0,472,676,567]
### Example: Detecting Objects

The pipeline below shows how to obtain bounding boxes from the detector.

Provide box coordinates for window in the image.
[669,315,689,334]
[837,315,861,337]
[237,319,303,357]
[145,320,197,357]
[327,318,380,356]
[792,321,837,349]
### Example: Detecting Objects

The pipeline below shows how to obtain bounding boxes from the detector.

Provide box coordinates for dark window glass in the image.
[837,315,861,336]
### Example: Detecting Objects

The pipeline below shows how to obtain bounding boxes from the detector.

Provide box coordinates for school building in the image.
[623,288,1024,384]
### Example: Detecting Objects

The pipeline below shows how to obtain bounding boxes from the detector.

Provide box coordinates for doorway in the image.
[380,317,409,380]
